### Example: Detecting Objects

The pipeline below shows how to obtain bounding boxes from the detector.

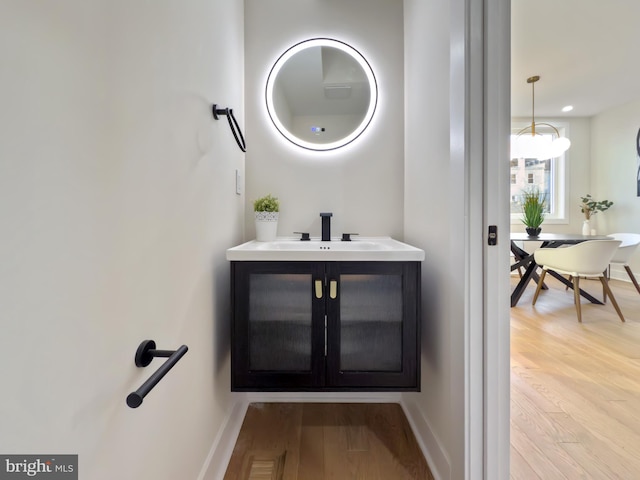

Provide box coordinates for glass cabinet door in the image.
[326,262,419,389]
[248,273,313,371]
[338,274,403,372]
[231,261,325,390]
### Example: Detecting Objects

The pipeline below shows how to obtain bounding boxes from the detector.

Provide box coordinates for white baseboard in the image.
[197,397,249,480]
[400,397,449,480]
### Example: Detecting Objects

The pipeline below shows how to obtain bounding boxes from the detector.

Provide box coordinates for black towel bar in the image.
[126,340,188,409]
[212,104,246,152]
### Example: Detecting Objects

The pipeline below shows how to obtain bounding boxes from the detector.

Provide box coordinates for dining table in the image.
[510,232,613,307]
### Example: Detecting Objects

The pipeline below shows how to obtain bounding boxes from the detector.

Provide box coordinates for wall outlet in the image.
[236,170,242,195]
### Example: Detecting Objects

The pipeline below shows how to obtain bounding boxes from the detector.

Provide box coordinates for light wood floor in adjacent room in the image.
[510,275,640,479]
[223,402,434,480]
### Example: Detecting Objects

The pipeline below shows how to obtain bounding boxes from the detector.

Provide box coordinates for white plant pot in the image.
[582,219,591,236]
[255,211,279,241]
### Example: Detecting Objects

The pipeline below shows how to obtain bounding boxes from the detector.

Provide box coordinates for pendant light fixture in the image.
[511,75,571,160]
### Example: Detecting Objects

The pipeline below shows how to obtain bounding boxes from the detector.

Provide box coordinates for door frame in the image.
[473,0,511,478]
[459,0,511,477]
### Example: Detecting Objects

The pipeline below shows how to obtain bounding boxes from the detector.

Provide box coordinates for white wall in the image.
[243,0,404,240]
[403,0,464,478]
[0,2,244,479]
[591,99,640,278]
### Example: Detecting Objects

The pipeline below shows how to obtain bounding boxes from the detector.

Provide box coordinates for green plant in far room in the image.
[253,194,280,241]
[520,187,547,236]
[579,194,613,220]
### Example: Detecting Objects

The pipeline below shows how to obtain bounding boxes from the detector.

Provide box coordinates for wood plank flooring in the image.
[224,403,434,480]
[510,275,640,479]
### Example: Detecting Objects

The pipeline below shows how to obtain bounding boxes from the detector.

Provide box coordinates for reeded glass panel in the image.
[249,273,312,371]
[339,274,402,371]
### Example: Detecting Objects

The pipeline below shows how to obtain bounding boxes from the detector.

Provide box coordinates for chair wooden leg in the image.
[600,277,626,322]
[603,269,608,303]
[624,265,640,295]
[565,275,572,291]
[532,269,547,305]
[573,275,582,323]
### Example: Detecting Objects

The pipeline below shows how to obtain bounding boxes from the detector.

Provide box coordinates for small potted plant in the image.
[521,187,546,237]
[253,194,280,241]
[580,194,613,235]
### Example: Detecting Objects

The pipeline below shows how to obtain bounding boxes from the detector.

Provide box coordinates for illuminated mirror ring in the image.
[265,38,378,151]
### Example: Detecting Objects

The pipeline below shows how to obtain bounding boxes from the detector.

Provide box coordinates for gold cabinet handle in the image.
[315,279,323,299]
[329,280,338,299]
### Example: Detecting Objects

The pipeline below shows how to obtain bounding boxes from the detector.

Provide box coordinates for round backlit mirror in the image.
[266,38,378,151]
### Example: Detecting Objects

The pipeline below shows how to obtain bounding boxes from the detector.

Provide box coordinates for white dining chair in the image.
[607,233,640,295]
[532,240,625,322]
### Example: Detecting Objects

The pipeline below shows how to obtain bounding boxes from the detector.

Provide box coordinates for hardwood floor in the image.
[510,275,640,479]
[223,403,434,480]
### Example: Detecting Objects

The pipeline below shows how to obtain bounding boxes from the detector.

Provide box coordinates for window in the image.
[510,127,568,223]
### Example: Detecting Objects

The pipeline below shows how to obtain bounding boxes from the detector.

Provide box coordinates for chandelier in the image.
[511,75,571,160]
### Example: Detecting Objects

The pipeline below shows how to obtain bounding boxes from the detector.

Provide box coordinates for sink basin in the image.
[226,237,425,261]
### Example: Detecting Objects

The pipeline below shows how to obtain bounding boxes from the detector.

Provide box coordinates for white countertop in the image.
[226,237,425,262]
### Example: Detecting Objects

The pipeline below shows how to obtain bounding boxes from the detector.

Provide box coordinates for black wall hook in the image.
[212,104,246,152]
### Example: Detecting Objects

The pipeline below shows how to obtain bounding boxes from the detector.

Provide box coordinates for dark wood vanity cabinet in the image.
[230,261,421,391]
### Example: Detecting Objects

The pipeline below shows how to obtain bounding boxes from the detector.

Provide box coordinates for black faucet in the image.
[320,212,333,241]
